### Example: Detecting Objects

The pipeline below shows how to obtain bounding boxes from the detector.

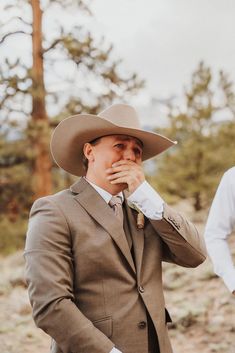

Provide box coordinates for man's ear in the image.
[83,143,94,162]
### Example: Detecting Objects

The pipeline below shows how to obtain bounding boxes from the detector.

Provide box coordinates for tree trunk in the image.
[193,191,202,211]
[31,0,52,199]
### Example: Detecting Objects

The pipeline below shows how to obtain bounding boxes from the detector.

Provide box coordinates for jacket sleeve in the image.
[24,196,114,353]
[149,204,207,267]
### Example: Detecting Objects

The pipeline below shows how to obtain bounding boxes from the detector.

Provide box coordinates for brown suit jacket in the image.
[24,178,207,353]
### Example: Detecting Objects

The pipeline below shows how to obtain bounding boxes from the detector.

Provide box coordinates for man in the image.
[25,103,207,353]
[204,167,235,295]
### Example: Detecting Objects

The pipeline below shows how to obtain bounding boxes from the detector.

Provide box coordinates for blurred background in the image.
[0,1,235,352]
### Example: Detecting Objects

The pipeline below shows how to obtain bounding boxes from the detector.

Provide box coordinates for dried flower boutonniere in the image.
[127,202,145,229]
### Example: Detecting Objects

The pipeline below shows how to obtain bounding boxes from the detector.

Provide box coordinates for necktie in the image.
[109,196,133,251]
[109,196,124,225]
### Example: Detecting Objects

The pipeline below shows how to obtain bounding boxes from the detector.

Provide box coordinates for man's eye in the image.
[114,144,124,148]
[134,149,142,155]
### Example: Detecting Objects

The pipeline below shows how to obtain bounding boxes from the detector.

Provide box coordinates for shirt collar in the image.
[84,177,124,204]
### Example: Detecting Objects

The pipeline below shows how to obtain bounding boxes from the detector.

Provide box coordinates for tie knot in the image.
[109,196,123,208]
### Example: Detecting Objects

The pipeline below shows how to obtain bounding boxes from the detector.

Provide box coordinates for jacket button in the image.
[138,285,145,293]
[138,321,147,329]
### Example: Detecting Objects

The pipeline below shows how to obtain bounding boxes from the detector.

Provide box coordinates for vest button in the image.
[138,285,145,293]
[138,321,147,329]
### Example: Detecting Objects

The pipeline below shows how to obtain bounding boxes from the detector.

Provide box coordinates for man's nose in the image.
[123,149,136,161]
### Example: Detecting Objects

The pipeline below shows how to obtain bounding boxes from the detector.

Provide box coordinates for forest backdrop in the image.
[1,0,235,253]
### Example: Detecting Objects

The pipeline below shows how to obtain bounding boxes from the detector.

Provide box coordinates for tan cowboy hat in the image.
[50,103,177,176]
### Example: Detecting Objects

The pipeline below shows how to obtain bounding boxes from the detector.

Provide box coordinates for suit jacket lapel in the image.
[70,178,136,274]
[124,196,144,281]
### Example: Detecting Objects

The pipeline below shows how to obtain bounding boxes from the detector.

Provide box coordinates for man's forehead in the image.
[104,134,143,148]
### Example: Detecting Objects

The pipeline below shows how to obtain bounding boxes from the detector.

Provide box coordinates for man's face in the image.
[84,134,143,193]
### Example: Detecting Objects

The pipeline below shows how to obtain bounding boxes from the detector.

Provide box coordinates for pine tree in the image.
[154,62,235,211]
[0,0,144,219]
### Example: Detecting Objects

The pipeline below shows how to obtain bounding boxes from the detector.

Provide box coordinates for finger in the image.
[107,171,131,181]
[106,161,142,174]
[110,176,131,185]
[106,165,133,174]
[112,160,137,167]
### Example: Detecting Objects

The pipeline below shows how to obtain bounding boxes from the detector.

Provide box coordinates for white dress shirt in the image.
[127,180,164,220]
[85,178,124,204]
[85,178,164,220]
[204,167,235,292]
[84,178,164,353]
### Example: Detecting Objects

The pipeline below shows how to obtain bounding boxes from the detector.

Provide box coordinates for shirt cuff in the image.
[110,348,122,353]
[222,268,235,292]
[127,180,164,220]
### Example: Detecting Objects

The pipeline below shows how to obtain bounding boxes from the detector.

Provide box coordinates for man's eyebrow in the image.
[114,136,143,149]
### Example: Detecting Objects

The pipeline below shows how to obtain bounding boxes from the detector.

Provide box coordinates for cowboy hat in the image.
[50,103,177,176]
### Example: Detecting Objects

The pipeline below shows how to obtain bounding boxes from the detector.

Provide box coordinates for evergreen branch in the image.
[15,16,31,26]
[1,16,31,27]
[0,93,16,108]
[0,155,29,168]
[9,108,29,116]
[0,30,31,45]
[43,39,62,53]
[0,88,30,109]
[47,0,92,15]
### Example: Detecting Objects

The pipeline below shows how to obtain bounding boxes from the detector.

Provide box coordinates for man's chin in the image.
[110,182,128,194]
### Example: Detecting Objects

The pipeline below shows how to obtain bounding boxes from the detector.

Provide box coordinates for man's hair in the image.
[82,137,102,172]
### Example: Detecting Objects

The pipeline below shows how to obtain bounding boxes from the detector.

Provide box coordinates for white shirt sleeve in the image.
[204,168,235,292]
[110,348,122,353]
[127,180,164,220]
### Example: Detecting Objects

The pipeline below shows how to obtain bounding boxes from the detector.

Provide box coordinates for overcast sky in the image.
[1,0,235,125]
[89,0,235,103]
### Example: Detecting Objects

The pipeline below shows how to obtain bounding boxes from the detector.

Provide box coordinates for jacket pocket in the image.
[92,316,113,338]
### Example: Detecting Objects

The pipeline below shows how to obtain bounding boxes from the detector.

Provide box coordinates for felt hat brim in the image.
[50,113,176,176]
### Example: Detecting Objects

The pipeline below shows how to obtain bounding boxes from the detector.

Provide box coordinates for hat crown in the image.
[98,104,141,129]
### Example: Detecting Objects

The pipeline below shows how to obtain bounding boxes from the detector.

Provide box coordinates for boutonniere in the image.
[127,202,145,229]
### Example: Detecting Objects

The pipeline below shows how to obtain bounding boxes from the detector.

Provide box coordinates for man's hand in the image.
[106,160,145,194]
